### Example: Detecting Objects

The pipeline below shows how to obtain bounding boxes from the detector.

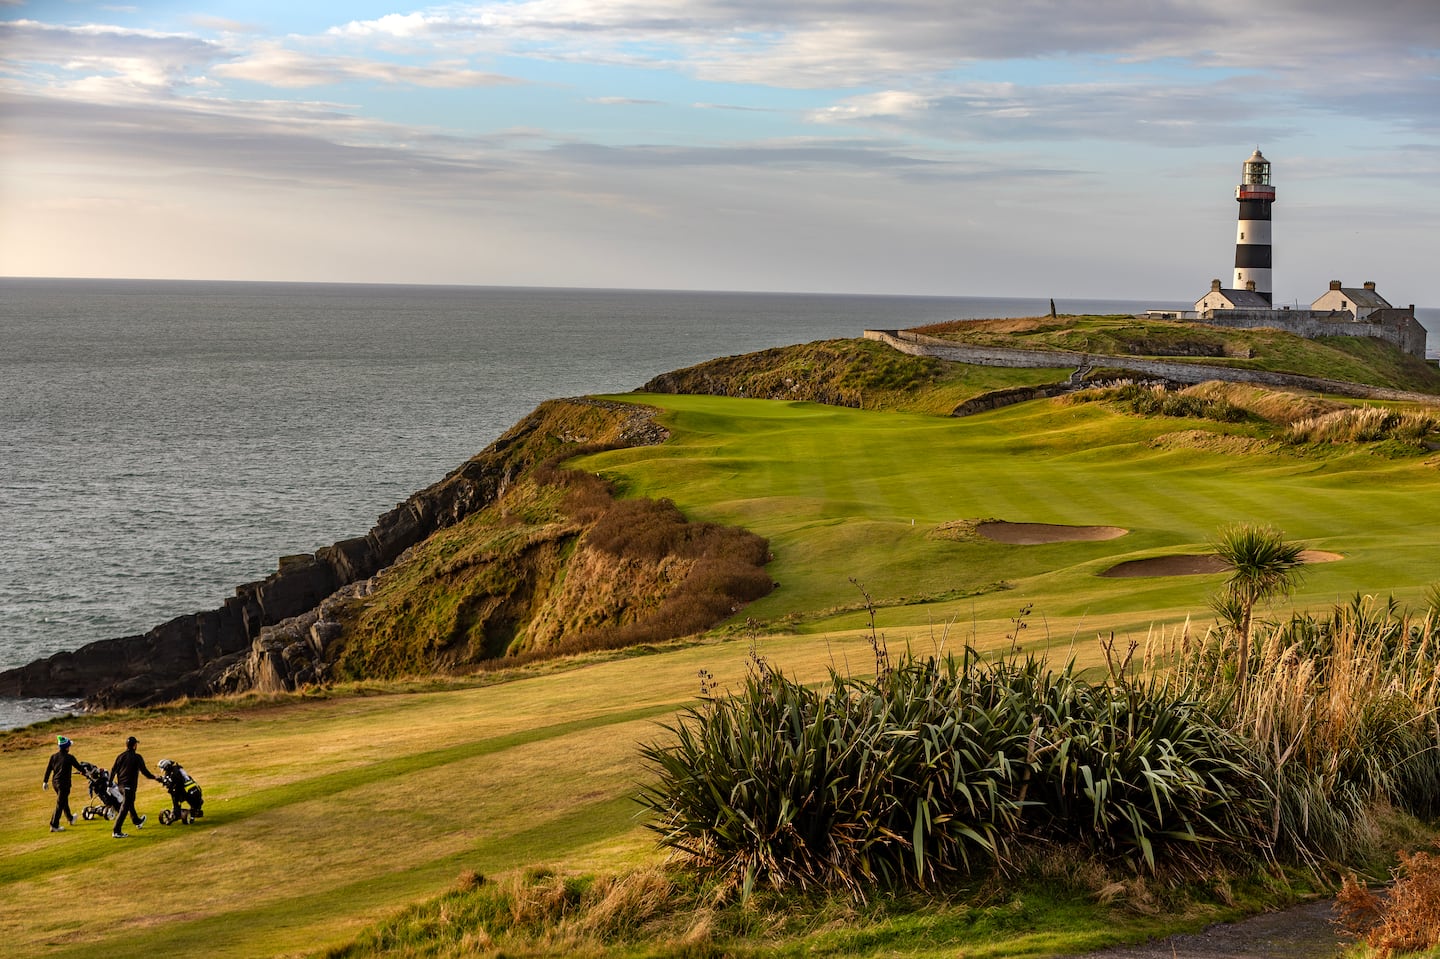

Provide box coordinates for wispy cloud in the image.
[587,96,664,105]
[215,45,520,89]
[0,19,229,92]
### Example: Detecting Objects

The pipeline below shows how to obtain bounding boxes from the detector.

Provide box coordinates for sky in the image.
[1,1,1437,303]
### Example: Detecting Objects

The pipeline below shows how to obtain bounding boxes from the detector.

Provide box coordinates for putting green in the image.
[578,392,1440,637]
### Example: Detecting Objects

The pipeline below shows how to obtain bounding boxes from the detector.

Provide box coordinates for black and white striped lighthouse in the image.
[1233,149,1274,304]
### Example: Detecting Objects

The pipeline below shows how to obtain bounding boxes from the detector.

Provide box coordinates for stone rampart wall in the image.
[865,330,1440,405]
[1197,311,1428,358]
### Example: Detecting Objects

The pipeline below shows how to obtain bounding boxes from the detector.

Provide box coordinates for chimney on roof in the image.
[1245,280,1256,291]
[1211,279,1222,291]
[1330,280,1343,290]
[1364,281,1376,291]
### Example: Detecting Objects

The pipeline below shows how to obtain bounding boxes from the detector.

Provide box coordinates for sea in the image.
[3,278,1436,731]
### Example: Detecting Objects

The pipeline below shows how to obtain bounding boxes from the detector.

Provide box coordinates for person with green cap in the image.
[42,736,83,832]
[110,735,157,839]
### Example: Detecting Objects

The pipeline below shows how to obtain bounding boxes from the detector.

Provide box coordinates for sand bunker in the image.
[976,521,1128,545]
[1101,549,1343,579]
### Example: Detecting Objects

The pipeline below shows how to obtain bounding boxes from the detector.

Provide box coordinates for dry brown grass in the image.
[1337,847,1440,956]
[1286,406,1440,445]
[1181,381,1345,425]
[1170,599,1440,862]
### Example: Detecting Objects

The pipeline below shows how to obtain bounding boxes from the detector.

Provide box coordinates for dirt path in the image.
[1062,899,1347,958]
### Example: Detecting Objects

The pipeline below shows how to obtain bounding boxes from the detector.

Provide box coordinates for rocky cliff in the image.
[0,398,669,708]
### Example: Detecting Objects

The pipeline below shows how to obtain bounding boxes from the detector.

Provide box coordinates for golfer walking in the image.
[110,735,158,838]
[42,735,83,832]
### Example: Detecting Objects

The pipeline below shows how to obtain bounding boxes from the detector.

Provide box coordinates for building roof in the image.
[1334,287,1392,309]
[1201,288,1272,309]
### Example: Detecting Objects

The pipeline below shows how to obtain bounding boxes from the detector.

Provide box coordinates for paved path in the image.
[1062,899,1346,959]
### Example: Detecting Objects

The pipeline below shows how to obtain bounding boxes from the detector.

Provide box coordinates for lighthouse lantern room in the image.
[1234,149,1274,303]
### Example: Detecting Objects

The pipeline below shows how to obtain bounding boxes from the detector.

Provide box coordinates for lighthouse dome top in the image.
[1241,149,1271,186]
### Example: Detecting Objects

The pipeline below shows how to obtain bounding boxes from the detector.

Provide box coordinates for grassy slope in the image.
[2,637,1296,959]
[642,336,1072,414]
[914,315,1440,392]
[6,632,1036,959]
[7,345,1440,957]
[579,391,1440,645]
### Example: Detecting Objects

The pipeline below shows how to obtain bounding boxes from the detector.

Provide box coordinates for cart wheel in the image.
[82,807,95,821]
[159,810,174,825]
[104,807,116,820]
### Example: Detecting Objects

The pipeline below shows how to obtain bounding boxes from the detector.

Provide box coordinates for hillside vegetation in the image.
[8,322,1440,958]
[329,458,773,680]
[911,314,1440,392]
[643,336,1071,414]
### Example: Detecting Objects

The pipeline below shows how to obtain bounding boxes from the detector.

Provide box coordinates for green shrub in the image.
[639,650,1270,898]
[1177,595,1440,862]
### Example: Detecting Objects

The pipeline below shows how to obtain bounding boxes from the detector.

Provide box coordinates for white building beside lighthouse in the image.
[1159,150,1430,359]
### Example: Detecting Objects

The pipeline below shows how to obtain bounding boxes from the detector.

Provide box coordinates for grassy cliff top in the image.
[7,325,1440,958]
[643,336,1071,414]
[911,314,1440,393]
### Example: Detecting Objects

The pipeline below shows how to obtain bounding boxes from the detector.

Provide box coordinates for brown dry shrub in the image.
[480,472,773,669]
[1337,849,1440,957]
[1335,872,1385,939]
[531,454,617,524]
[1183,381,1344,425]
[571,868,675,939]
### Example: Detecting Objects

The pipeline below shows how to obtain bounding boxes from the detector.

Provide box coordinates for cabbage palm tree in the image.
[1211,524,1306,695]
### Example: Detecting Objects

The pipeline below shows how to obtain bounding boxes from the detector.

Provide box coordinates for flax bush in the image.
[639,649,1269,897]
[1176,595,1440,863]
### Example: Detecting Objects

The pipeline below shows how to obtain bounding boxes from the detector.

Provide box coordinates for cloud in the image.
[2,1,1435,295]
[693,102,782,113]
[214,45,520,89]
[323,1,1439,85]
[185,15,268,35]
[587,96,665,105]
[0,19,229,92]
[544,138,1077,187]
[805,79,1289,147]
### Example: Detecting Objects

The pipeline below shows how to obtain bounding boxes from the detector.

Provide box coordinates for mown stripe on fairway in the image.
[36,793,644,959]
[0,703,675,886]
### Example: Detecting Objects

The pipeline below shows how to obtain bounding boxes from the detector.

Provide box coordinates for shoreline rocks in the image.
[0,398,665,709]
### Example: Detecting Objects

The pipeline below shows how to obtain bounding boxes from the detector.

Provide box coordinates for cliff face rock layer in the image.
[0,398,677,707]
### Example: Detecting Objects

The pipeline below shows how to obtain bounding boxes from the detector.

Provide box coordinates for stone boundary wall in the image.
[865,330,1440,406]
[1196,310,1428,358]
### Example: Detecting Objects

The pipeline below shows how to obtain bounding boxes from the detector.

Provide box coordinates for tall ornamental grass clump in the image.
[1175,594,1440,864]
[1285,405,1440,445]
[639,650,1269,897]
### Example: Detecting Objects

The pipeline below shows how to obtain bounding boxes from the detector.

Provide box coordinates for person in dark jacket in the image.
[42,736,84,832]
[110,735,158,838]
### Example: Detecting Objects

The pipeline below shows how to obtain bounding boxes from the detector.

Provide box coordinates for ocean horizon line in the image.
[0,275,1216,308]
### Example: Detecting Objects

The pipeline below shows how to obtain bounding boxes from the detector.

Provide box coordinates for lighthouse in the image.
[1234,148,1274,303]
